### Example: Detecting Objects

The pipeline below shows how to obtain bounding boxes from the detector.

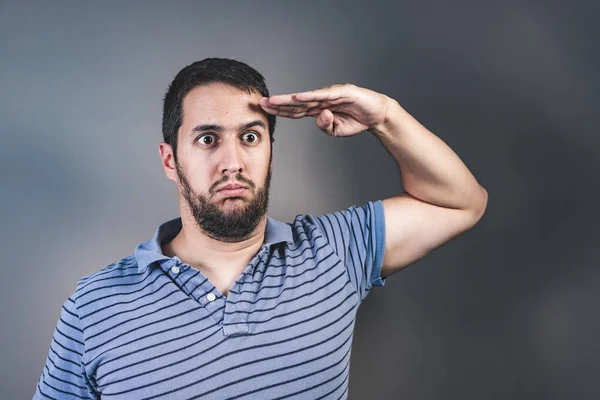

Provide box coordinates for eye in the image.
[197,134,217,146]
[242,131,259,144]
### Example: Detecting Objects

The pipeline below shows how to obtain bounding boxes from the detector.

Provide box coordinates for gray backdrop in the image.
[1,0,598,399]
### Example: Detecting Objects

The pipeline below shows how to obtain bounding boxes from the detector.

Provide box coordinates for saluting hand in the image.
[259,84,392,137]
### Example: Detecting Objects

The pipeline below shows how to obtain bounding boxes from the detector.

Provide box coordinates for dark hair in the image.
[162,58,276,160]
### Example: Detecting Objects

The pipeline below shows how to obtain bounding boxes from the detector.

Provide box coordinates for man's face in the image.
[165,83,272,242]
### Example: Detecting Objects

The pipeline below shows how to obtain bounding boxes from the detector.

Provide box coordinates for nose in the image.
[219,139,244,175]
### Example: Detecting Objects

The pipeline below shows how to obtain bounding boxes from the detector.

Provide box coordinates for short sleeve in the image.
[33,297,98,399]
[313,200,386,302]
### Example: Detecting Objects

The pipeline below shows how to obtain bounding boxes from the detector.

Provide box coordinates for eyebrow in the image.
[191,120,266,134]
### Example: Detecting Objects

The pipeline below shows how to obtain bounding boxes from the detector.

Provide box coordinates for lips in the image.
[217,183,249,197]
[217,184,248,192]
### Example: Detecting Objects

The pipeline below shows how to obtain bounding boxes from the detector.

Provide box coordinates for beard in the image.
[176,163,271,242]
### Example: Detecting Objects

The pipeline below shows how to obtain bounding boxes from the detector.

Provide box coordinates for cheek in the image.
[179,159,214,191]
[248,152,271,176]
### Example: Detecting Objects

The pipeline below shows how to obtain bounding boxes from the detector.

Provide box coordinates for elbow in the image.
[470,186,488,224]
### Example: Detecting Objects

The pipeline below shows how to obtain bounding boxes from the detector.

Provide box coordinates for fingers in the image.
[263,84,350,107]
[261,98,335,135]
[265,94,315,107]
[259,84,351,123]
[260,99,315,112]
[260,104,331,119]
[316,109,334,134]
[261,106,312,119]
[260,98,324,119]
[295,85,345,102]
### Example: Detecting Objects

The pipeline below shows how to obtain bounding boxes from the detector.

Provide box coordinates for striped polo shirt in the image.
[34,200,386,400]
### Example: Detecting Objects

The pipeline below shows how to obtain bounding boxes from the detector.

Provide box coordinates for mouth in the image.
[217,184,249,197]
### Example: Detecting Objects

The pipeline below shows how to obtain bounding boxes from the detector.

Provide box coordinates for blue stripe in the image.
[34,202,385,400]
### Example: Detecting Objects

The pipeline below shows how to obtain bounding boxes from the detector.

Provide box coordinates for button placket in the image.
[203,293,225,325]
[223,264,253,337]
[237,288,251,326]
[191,277,225,324]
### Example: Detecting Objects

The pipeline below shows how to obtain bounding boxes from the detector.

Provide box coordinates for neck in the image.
[163,207,267,272]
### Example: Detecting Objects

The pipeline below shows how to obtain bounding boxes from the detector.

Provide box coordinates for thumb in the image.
[316,109,334,135]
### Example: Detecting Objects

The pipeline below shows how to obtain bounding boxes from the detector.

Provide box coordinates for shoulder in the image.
[291,201,383,238]
[288,212,328,245]
[71,254,143,304]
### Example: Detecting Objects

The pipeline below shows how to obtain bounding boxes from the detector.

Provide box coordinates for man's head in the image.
[159,58,276,242]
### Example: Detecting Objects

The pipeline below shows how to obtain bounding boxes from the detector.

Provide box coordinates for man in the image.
[34,58,487,399]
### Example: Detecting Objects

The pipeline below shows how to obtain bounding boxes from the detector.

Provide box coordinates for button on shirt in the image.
[34,201,386,400]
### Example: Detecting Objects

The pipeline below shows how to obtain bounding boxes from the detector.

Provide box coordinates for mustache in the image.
[209,173,256,195]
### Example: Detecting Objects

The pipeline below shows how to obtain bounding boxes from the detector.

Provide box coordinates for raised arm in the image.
[260,84,487,277]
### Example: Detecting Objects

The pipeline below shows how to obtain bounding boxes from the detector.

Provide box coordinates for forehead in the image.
[181,83,266,128]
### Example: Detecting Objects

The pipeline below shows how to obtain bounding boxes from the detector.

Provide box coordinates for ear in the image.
[159,142,178,183]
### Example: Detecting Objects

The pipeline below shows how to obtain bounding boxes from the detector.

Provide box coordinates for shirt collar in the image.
[134,216,294,273]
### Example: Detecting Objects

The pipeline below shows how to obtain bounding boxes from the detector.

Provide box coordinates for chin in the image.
[219,197,249,212]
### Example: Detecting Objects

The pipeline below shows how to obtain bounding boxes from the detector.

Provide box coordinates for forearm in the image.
[371,97,487,213]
